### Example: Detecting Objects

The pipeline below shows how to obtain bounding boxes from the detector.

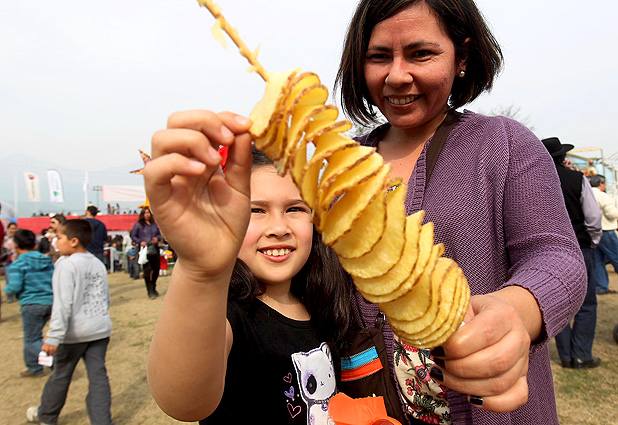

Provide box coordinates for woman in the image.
[131,207,162,299]
[2,222,19,303]
[335,0,585,424]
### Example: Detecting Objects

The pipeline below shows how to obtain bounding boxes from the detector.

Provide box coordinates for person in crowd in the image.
[3,221,19,303]
[130,207,162,299]
[37,228,51,255]
[146,145,352,424]
[4,229,54,377]
[0,210,3,319]
[46,214,66,263]
[125,242,139,279]
[26,219,113,425]
[542,137,603,370]
[588,174,618,294]
[84,205,108,264]
[147,0,587,424]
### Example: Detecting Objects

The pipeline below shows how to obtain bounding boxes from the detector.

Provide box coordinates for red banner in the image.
[18,214,139,235]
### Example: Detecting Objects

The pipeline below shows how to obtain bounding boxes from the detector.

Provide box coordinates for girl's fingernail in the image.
[235,115,250,126]
[429,367,444,382]
[430,346,446,358]
[433,357,445,369]
[220,125,233,141]
[188,160,205,172]
[469,395,484,406]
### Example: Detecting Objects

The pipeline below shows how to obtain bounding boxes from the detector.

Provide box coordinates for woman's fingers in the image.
[466,374,529,413]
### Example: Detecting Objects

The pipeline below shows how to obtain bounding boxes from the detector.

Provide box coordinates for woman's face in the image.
[363,2,465,134]
[238,166,313,290]
[7,223,17,235]
[143,209,152,221]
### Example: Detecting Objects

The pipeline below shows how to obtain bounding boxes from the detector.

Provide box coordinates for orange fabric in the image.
[329,393,402,425]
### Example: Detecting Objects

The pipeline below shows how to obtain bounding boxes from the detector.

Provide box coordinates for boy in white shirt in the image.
[26,219,114,425]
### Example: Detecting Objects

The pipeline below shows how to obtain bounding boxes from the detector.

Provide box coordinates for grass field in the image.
[1,267,616,425]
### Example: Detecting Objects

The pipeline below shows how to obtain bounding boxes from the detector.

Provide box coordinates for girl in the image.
[145,114,351,424]
[130,206,162,299]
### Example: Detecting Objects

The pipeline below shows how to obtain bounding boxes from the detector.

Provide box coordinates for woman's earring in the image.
[459,70,466,78]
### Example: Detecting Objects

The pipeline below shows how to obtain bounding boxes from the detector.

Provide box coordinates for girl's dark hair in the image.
[138,207,153,227]
[14,229,36,250]
[335,0,503,126]
[229,145,352,352]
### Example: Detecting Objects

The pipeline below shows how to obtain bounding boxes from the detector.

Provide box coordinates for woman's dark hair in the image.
[335,0,503,126]
[229,145,352,352]
[138,207,153,227]
[14,229,36,250]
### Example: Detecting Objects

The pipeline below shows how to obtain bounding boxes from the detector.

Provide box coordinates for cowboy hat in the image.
[542,137,574,157]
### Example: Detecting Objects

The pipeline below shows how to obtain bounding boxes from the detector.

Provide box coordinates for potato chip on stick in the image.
[197,0,470,348]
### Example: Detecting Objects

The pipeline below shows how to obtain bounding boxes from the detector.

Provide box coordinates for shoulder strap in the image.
[425,111,461,186]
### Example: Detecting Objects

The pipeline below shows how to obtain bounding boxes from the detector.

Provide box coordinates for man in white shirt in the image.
[589,174,618,294]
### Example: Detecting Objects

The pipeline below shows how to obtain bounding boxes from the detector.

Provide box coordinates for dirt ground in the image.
[1,266,617,425]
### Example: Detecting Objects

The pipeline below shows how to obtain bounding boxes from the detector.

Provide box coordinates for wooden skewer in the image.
[197,0,269,82]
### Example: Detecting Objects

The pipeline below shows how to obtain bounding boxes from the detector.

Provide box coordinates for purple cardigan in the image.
[353,111,586,425]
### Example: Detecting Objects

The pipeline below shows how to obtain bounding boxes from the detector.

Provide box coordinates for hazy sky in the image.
[2,0,618,172]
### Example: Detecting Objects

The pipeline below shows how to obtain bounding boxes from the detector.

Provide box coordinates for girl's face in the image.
[238,166,313,290]
[363,2,465,135]
[7,223,17,235]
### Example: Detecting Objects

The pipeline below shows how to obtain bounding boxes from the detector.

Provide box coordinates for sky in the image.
[2,0,618,175]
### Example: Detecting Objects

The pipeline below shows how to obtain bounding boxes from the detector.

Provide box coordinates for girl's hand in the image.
[429,292,532,413]
[143,110,253,279]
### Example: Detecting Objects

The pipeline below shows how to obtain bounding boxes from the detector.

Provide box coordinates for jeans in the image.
[20,304,52,374]
[555,248,598,361]
[39,338,114,425]
[593,230,618,293]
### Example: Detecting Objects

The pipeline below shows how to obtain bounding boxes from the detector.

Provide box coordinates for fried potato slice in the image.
[353,210,423,293]
[321,164,391,244]
[249,69,299,138]
[378,243,444,321]
[405,274,470,349]
[338,183,407,278]
[406,268,466,342]
[296,133,358,208]
[331,187,388,258]
[315,150,383,227]
[359,221,434,304]
[388,258,458,335]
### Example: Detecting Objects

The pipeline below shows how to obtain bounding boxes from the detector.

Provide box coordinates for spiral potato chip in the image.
[198,0,470,348]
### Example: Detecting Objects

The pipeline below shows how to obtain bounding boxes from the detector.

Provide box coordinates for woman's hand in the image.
[429,287,540,413]
[143,110,253,280]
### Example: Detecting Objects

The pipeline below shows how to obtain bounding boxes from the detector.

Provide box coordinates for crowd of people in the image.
[1,0,617,424]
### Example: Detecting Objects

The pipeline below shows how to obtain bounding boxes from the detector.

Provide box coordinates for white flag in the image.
[47,169,64,203]
[23,172,41,202]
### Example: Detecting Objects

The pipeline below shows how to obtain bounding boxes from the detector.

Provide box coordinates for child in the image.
[5,229,54,377]
[145,112,351,424]
[26,219,114,425]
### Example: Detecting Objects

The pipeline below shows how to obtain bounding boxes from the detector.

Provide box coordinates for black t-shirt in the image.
[200,300,337,424]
